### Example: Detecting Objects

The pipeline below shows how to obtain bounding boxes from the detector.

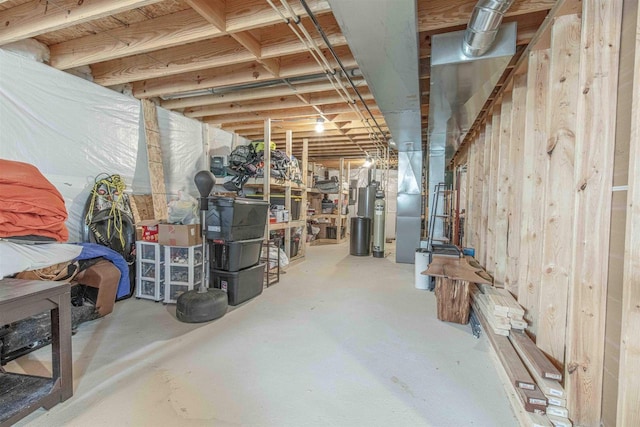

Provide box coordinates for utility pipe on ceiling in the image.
[463,0,516,57]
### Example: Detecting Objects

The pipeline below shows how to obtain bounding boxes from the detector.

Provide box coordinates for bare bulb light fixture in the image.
[315,118,324,133]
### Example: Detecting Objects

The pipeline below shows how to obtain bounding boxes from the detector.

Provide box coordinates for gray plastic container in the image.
[210,237,263,272]
[211,262,266,306]
[206,196,269,242]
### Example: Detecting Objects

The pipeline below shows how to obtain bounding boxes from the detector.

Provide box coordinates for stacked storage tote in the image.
[205,197,269,306]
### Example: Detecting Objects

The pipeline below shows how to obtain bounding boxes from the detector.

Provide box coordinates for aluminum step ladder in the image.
[427,182,453,249]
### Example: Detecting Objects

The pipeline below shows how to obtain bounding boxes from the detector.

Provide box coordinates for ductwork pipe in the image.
[462,0,515,57]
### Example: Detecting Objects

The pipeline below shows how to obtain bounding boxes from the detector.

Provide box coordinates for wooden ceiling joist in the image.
[185,0,226,31]
[132,46,357,98]
[161,79,363,110]
[417,0,555,34]
[49,9,219,70]
[184,89,372,118]
[0,0,166,45]
[203,102,380,125]
[225,0,331,33]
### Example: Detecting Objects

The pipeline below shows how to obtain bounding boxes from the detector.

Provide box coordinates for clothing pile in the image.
[0,159,68,242]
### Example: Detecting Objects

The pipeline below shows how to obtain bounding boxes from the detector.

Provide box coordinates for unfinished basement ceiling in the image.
[0,0,554,163]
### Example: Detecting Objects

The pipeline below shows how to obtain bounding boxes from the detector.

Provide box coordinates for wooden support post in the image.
[338,157,345,240]
[284,130,292,257]
[537,13,581,366]
[263,119,271,241]
[518,48,551,337]
[565,1,623,424]
[479,121,493,267]
[617,4,640,425]
[505,72,526,296]
[465,138,476,248]
[494,92,513,288]
[301,137,309,257]
[471,129,485,254]
[486,106,502,275]
[141,99,168,220]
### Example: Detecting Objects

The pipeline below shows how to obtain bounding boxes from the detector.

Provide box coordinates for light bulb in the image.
[315,118,324,133]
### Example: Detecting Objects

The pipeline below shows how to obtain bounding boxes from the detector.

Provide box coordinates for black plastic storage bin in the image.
[290,236,300,258]
[211,263,266,306]
[210,237,263,272]
[206,196,269,241]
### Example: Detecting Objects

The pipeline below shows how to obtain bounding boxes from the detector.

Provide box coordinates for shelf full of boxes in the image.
[243,130,308,267]
[307,158,350,245]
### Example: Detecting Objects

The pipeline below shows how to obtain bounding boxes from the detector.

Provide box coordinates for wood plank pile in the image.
[472,283,572,426]
[470,283,527,335]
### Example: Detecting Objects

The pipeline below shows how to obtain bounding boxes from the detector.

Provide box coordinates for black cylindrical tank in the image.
[350,217,372,256]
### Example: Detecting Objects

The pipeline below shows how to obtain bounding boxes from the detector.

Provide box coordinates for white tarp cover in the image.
[0,50,141,242]
[0,49,224,242]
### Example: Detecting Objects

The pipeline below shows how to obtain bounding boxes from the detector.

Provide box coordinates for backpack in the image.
[229,144,255,167]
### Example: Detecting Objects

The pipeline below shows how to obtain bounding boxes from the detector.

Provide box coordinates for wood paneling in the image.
[505,72,526,297]
[537,13,581,367]
[565,1,623,424]
[617,3,640,423]
[485,107,502,275]
[517,49,550,338]
[493,92,513,289]
[479,122,492,267]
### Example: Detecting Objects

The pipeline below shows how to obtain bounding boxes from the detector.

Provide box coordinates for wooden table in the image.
[0,279,73,426]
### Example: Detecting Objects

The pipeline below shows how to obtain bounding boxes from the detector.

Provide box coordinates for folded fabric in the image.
[0,159,68,242]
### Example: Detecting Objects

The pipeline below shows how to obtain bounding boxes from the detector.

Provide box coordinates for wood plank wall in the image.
[617,3,640,425]
[455,1,629,425]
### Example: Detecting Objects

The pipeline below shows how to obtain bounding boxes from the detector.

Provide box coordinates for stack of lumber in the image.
[473,289,572,426]
[470,283,527,335]
[509,330,572,427]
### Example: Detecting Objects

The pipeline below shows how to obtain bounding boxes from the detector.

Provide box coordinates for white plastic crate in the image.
[135,241,165,302]
[163,244,203,304]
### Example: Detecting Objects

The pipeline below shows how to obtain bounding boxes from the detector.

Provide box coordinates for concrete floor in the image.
[13,242,517,426]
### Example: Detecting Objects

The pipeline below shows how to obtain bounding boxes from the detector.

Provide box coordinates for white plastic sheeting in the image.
[0,49,233,242]
[0,50,140,242]
[158,107,205,197]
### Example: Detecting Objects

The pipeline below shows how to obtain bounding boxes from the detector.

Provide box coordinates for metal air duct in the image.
[328,0,422,264]
[463,0,516,57]
[428,21,516,243]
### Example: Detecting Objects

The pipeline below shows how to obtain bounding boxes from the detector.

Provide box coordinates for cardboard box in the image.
[136,220,161,242]
[158,224,201,246]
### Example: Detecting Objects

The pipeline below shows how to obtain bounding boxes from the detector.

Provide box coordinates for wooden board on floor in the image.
[473,302,537,391]
[510,330,563,381]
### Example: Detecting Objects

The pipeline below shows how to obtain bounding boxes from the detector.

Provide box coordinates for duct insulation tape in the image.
[415,248,431,290]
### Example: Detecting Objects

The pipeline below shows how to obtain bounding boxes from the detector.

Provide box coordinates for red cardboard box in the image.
[158,224,201,246]
[136,220,161,242]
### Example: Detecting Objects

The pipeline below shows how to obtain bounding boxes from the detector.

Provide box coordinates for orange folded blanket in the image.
[0,159,69,242]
